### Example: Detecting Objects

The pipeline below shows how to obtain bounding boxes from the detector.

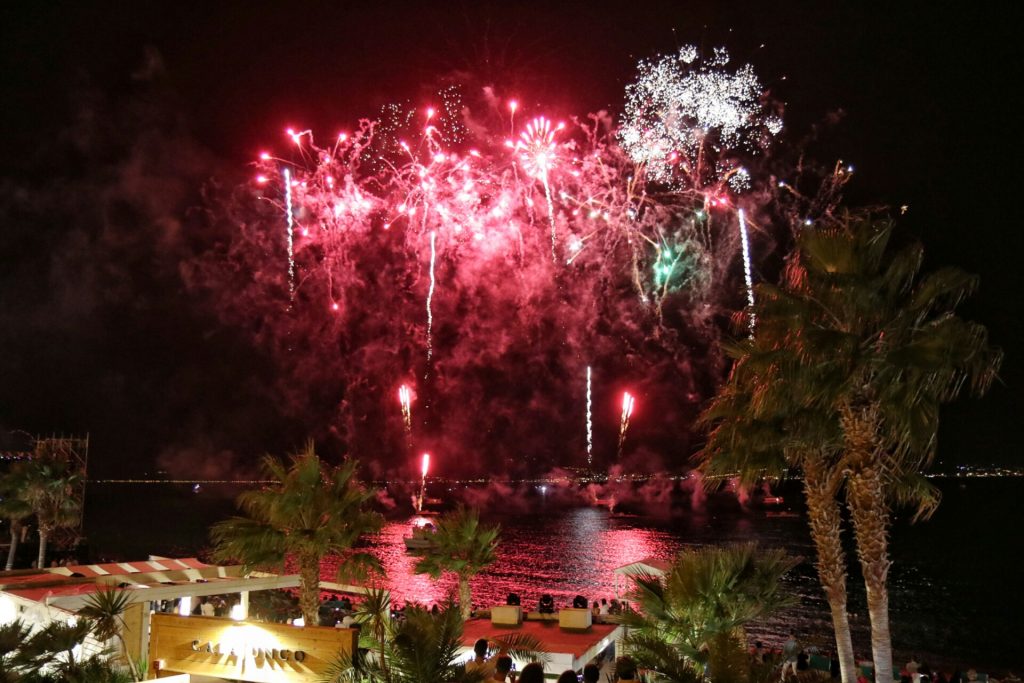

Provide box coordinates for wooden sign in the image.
[149,613,356,682]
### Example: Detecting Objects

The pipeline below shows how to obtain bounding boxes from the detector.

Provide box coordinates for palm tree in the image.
[0,619,34,680]
[13,618,132,682]
[78,586,141,681]
[321,599,546,683]
[616,543,796,683]
[0,462,32,571]
[734,215,1001,683]
[20,449,82,570]
[699,347,858,683]
[2,617,133,682]
[412,506,499,620]
[211,443,383,626]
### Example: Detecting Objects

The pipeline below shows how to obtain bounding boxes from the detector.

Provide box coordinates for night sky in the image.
[1,1,1020,477]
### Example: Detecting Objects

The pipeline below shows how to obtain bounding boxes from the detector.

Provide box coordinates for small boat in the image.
[765,511,800,519]
[403,522,438,551]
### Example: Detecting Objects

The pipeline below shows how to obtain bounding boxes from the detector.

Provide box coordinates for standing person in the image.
[752,641,767,665]
[599,598,610,617]
[907,657,921,677]
[494,656,516,683]
[470,638,490,669]
[781,633,800,680]
[592,600,601,622]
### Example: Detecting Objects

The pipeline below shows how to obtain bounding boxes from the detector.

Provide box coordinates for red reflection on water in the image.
[357,508,680,610]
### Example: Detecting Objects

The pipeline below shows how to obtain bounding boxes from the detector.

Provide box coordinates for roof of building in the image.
[46,557,211,578]
[0,557,299,611]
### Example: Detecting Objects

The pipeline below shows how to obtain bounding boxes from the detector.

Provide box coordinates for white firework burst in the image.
[620,45,782,187]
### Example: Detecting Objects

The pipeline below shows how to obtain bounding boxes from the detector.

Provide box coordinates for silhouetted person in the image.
[507,592,521,606]
[494,656,515,682]
[616,656,638,681]
[583,664,601,683]
[519,663,545,683]
[538,594,555,614]
[473,638,489,666]
[573,594,588,608]
[557,671,579,683]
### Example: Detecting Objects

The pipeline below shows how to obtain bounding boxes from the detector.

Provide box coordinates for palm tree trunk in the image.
[847,462,893,683]
[6,526,19,570]
[841,403,894,683]
[458,575,473,620]
[116,632,142,681]
[37,528,48,569]
[803,462,857,683]
[298,552,322,627]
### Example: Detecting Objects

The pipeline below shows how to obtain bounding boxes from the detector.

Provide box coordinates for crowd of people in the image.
[761,635,1015,683]
[470,636,633,683]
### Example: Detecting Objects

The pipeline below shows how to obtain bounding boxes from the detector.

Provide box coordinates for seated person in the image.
[538,594,555,614]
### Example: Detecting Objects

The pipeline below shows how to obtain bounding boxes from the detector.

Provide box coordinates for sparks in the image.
[398,384,413,451]
[517,116,560,261]
[738,208,756,333]
[282,167,295,300]
[618,390,636,459]
[416,452,430,513]
[518,116,557,180]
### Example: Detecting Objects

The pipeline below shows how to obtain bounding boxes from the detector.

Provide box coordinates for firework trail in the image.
[398,384,413,450]
[586,366,593,467]
[282,167,295,300]
[738,208,755,332]
[416,452,430,513]
[617,391,636,459]
[426,230,437,364]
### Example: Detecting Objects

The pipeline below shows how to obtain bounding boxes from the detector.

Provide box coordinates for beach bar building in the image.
[0,556,358,682]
